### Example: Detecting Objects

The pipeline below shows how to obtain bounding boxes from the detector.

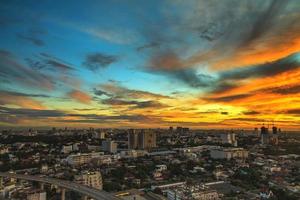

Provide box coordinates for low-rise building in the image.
[27,191,46,200]
[167,185,220,200]
[61,144,73,154]
[74,171,103,190]
[210,148,248,160]
[65,152,103,166]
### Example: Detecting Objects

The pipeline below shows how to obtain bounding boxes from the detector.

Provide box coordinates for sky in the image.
[1,0,300,130]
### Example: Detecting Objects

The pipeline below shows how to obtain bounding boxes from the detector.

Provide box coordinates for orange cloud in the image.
[68,90,92,104]
[0,92,45,109]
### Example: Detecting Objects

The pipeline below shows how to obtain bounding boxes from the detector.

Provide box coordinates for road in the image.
[0,172,120,200]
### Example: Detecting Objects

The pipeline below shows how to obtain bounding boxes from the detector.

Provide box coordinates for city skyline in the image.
[1,0,300,129]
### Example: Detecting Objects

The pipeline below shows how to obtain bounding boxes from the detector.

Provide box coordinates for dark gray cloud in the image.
[83,53,118,71]
[242,0,288,46]
[269,84,300,95]
[16,27,47,47]
[16,33,45,46]
[26,53,75,71]
[93,88,112,97]
[0,106,65,118]
[243,111,260,115]
[136,42,160,51]
[102,98,166,109]
[220,52,300,81]
[0,90,50,98]
[286,109,300,115]
[0,49,54,90]
[205,94,251,102]
[169,69,214,88]
[46,59,74,71]
[220,112,229,115]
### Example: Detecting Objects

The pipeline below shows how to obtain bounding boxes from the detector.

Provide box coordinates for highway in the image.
[0,172,120,200]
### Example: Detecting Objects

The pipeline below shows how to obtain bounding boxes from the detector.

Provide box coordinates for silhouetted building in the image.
[261,125,269,145]
[128,129,139,149]
[176,127,189,134]
[271,126,279,145]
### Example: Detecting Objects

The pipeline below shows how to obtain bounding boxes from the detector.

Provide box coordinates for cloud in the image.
[16,27,47,47]
[0,106,65,118]
[206,52,300,95]
[67,90,92,104]
[0,105,163,126]
[102,98,167,110]
[147,51,214,87]
[243,111,260,115]
[93,88,112,97]
[0,90,50,98]
[26,53,75,71]
[205,94,252,103]
[0,91,46,109]
[0,49,54,90]
[96,83,170,110]
[16,33,45,46]
[98,82,171,100]
[269,84,300,95]
[84,27,137,44]
[83,53,118,71]
[138,0,300,81]
[285,109,300,115]
[241,0,288,46]
[137,42,160,51]
[219,52,300,81]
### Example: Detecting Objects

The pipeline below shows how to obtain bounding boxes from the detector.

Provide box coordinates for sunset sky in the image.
[1,0,300,129]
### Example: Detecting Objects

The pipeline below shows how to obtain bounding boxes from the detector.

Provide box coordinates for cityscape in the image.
[0,0,300,200]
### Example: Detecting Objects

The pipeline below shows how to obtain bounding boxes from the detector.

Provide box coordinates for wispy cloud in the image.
[0,50,54,90]
[67,89,92,104]
[0,91,46,109]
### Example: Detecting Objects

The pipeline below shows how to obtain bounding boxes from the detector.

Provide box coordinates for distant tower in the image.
[254,127,259,137]
[261,124,269,145]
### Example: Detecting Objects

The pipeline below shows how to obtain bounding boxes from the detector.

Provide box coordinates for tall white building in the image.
[74,171,103,190]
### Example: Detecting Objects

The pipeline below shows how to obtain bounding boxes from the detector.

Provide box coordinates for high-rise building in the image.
[220,133,237,146]
[128,129,139,149]
[128,129,156,150]
[261,125,269,145]
[271,126,279,145]
[102,139,118,153]
[138,129,156,150]
[74,171,103,190]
